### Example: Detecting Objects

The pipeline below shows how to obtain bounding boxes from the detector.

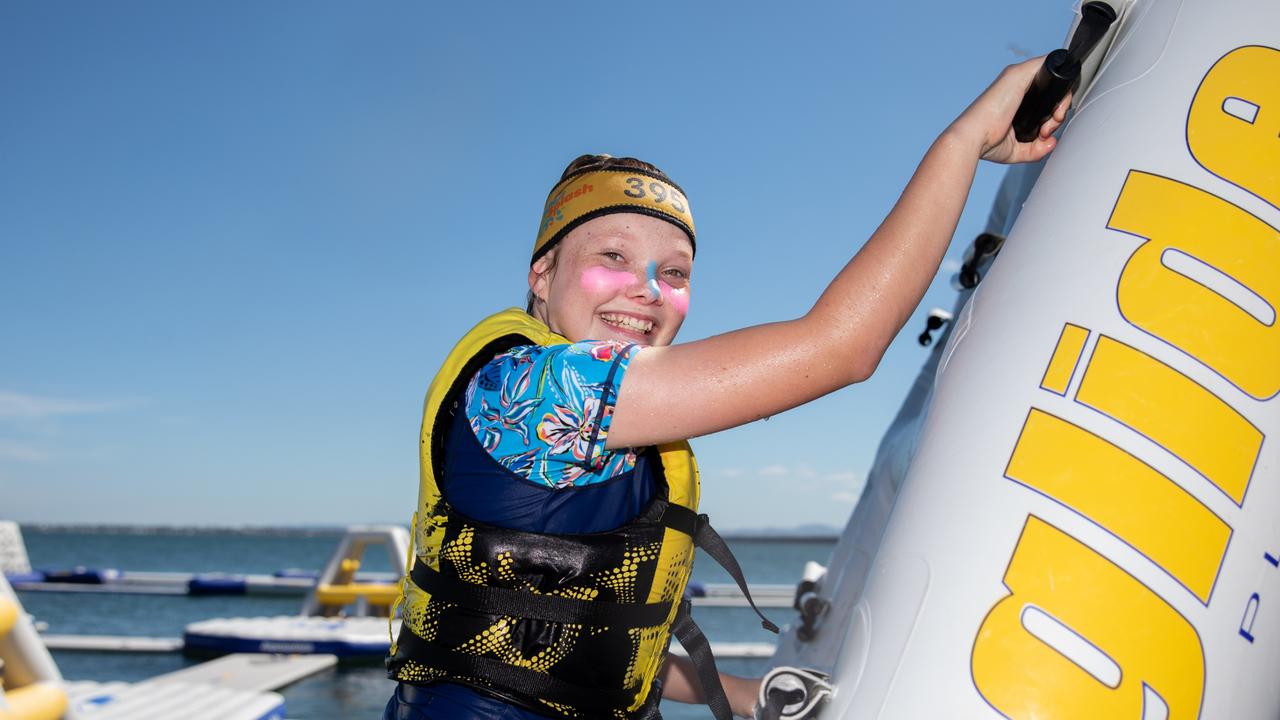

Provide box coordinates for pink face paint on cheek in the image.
[660,282,690,315]
[580,266,636,293]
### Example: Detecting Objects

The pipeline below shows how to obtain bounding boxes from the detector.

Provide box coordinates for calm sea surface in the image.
[16,528,836,720]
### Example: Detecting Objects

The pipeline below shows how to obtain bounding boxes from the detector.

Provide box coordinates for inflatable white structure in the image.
[762,0,1280,717]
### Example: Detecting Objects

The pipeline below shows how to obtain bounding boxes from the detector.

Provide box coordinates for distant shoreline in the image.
[18,523,840,543]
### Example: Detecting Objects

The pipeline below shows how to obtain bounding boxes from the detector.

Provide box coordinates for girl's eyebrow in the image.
[588,233,634,247]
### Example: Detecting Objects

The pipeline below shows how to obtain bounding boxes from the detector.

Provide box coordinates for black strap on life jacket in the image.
[660,503,780,633]
[410,561,673,627]
[393,626,638,713]
[670,598,734,720]
[659,504,779,720]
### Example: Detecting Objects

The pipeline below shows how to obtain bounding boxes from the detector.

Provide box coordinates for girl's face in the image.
[529,213,693,347]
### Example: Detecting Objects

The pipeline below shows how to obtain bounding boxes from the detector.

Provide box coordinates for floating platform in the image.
[65,680,287,720]
[176,526,410,660]
[183,616,395,658]
[146,652,338,693]
[43,634,184,652]
[65,653,336,719]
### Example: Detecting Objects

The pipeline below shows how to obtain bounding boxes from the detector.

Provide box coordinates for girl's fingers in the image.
[1053,92,1073,121]
[1036,135,1057,160]
[1016,133,1057,163]
[1038,91,1074,139]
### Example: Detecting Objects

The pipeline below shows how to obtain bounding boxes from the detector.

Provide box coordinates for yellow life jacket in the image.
[389,308,741,718]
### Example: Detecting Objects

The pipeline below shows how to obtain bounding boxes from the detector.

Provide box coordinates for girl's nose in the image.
[626,261,663,304]
[642,261,662,303]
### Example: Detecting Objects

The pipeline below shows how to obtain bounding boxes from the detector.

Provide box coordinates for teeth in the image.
[601,313,653,334]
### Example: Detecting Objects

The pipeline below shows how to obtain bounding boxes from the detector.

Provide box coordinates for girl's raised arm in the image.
[608,58,1068,449]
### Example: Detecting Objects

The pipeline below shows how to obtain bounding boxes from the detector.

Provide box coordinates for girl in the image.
[386,57,1068,720]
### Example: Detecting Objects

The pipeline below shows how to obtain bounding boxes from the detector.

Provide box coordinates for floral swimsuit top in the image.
[462,340,642,488]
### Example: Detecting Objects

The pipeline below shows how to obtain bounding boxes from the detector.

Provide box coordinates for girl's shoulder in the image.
[467,340,641,417]
[464,339,644,488]
[482,340,639,384]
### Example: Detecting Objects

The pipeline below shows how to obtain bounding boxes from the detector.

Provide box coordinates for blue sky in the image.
[0,2,1074,529]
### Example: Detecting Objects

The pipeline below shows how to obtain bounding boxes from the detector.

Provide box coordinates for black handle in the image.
[1011,1,1118,143]
[1012,49,1077,142]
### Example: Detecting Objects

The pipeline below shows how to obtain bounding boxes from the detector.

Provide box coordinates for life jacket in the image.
[387,308,775,720]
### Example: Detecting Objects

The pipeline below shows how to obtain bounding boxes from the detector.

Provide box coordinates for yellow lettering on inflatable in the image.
[1077,336,1262,505]
[1109,171,1280,399]
[1041,324,1090,394]
[972,517,1204,720]
[1005,409,1229,602]
[1187,45,1280,208]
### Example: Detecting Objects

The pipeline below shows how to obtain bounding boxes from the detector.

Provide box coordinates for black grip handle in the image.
[1012,50,1079,143]
[1011,1,1118,143]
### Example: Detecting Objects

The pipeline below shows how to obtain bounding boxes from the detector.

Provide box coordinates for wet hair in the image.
[526,154,678,313]
[556,154,676,185]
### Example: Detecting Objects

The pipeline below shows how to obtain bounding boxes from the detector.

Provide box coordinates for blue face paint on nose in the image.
[645,261,661,301]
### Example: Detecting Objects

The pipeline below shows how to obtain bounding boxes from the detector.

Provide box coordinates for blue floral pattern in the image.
[464,341,640,488]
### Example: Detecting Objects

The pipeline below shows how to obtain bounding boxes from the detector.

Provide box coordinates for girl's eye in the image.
[663,268,688,280]
[602,251,624,262]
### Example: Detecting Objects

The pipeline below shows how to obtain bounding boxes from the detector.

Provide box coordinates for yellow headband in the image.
[532,169,696,263]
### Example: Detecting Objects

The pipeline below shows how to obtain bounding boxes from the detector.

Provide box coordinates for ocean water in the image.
[16,528,836,720]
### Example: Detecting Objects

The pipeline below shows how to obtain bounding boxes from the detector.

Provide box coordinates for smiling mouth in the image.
[600,313,654,335]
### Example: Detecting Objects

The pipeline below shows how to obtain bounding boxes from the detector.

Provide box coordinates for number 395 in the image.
[622,176,687,214]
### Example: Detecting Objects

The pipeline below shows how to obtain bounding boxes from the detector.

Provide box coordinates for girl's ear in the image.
[528,250,557,303]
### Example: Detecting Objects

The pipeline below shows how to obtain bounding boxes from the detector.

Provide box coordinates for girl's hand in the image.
[950,56,1072,165]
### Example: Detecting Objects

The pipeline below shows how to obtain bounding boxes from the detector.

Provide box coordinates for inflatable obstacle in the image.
[762,1,1280,717]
